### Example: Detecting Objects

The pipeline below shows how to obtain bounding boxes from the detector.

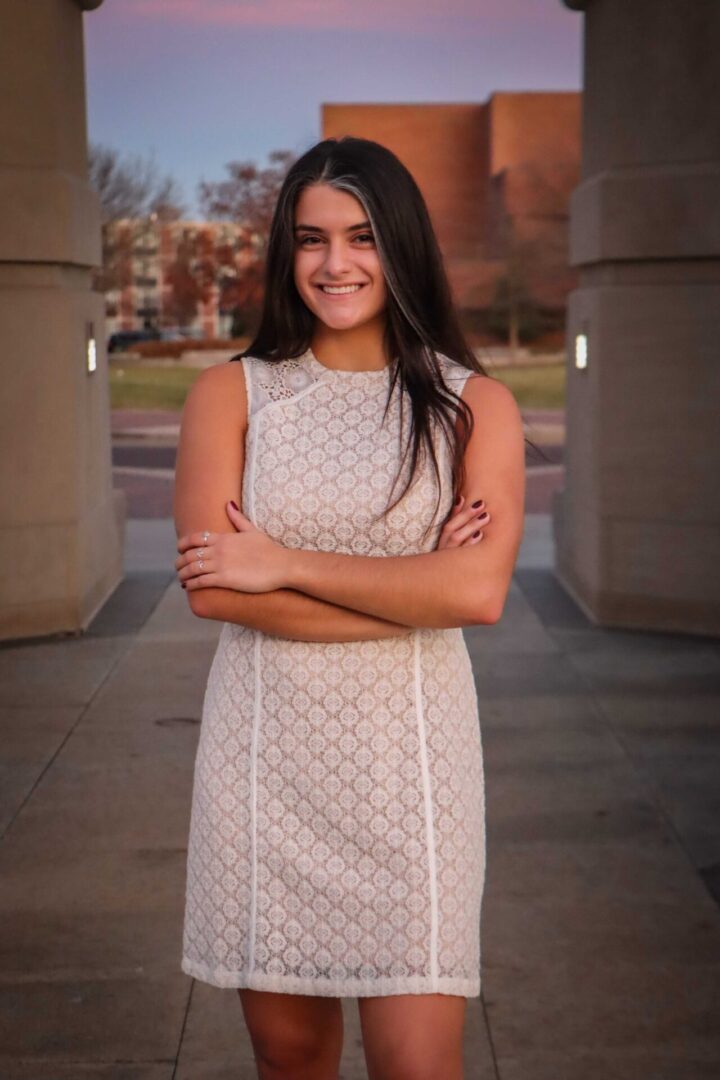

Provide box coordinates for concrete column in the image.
[554,0,720,636]
[0,0,125,641]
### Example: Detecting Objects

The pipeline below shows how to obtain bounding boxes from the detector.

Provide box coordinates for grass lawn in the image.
[488,362,566,409]
[110,364,203,410]
[110,360,566,411]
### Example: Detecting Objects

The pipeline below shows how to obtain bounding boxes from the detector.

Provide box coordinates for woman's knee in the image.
[238,989,343,1077]
[365,1045,464,1080]
[359,993,466,1080]
[251,1028,336,1073]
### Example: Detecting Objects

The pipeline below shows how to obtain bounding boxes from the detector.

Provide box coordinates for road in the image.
[111,409,566,519]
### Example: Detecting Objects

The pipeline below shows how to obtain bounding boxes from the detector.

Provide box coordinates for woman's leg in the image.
[358,993,467,1080]
[238,988,344,1080]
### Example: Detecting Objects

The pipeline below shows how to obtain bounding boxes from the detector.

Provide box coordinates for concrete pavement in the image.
[108,409,567,519]
[1,514,719,1077]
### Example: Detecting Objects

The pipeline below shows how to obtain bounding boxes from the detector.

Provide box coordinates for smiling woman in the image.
[173,136,525,1080]
[291,187,389,367]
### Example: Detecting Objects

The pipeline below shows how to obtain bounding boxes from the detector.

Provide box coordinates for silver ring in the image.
[201,531,210,543]
[198,560,205,571]
[196,548,205,559]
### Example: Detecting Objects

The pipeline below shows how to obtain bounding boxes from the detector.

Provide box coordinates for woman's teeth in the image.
[319,284,363,294]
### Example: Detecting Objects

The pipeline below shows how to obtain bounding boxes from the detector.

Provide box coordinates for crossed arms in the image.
[172,362,525,643]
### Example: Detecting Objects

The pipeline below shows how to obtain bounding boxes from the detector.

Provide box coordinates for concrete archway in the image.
[0,0,125,641]
[555,0,720,636]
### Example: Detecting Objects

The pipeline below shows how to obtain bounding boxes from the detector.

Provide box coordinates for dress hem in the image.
[181,956,480,999]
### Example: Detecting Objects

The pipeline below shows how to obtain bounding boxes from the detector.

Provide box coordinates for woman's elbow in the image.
[481,597,505,625]
[464,588,507,627]
[186,588,212,619]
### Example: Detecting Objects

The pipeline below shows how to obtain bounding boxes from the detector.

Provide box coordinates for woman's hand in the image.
[437,495,491,550]
[175,501,290,593]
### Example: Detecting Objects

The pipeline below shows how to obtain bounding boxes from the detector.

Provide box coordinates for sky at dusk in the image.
[84,0,581,217]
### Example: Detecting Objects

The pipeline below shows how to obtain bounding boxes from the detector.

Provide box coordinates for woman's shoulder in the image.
[230,351,320,417]
[433,351,482,387]
[230,352,302,376]
[187,355,248,395]
[178,356,250,433]
[432,351,518,417]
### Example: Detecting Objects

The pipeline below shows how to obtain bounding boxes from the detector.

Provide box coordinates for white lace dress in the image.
[181,347,486,998]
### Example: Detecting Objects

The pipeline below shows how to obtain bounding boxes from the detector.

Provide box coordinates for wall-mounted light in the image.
[574,329,588,370]
[86,320,97,373]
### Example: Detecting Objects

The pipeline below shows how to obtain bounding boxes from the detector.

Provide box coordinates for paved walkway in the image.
[108,409,567,519]
[1,516,719,1077]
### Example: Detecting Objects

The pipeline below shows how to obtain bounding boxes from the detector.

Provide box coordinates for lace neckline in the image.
[301,347,393,377]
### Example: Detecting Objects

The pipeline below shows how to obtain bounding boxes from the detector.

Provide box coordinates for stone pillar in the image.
[554,0,720,636]
[0,0,125,641]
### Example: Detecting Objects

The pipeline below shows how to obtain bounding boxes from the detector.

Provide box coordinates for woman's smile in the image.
[293,183,387,333]
[315,282,367,297]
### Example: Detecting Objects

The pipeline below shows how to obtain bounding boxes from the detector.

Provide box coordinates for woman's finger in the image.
[178,554,215,581]
[439,506,491,548]
[440,499,487,544]
[183,569,219,590]
[444,497,485,528]
[226,500,259,531]
[177,530,218,555]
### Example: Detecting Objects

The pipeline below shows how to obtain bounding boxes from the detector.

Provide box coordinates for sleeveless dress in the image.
[181,347,486,998]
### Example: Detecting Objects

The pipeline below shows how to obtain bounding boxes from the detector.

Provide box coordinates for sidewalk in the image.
[108,409,567,519]
[110,409,567,444]
[1,516,719,1078]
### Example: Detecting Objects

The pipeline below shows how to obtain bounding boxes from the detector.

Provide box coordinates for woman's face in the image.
[293,183,387,332]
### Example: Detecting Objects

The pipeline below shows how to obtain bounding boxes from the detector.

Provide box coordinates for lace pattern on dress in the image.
[182,346,486,998]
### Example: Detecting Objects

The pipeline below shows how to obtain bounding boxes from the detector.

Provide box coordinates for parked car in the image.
[107,329,161,353]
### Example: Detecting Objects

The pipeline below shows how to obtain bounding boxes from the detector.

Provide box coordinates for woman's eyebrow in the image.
[293,221,371,233]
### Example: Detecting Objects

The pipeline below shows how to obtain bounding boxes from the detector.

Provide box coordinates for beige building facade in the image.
[555,0,720,636]
[104,217,254,340]
[0,0,123,641]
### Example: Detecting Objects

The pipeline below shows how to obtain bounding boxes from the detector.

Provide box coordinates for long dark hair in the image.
[235,136,495,533]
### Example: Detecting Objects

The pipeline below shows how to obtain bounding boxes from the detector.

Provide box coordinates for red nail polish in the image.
[230,500,239,511]
[471,499,483,509]
[455,495,462,505]
[472,530,480,538]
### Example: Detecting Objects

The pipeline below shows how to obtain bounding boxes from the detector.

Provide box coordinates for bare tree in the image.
[198,149,295,249]
[486,161,574,355]
[88,142,186,292]
[89,141,186,223]
[197,150,295,331]
[163,226,218,329]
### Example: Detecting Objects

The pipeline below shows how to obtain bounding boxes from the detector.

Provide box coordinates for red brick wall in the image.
[322,94,581,311]
[487,93,581,307]
[322,104,487,259]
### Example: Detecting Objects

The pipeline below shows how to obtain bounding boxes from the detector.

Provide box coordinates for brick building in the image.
[323,92,581,313]
[104,217,256,339]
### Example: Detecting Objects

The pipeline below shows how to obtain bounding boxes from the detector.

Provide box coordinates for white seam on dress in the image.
[246,370,260,976]
[246,389,259,527]
[249,377,325,423]
[248,627,262,975]
[239,356,253,419]
[414,631,439,988]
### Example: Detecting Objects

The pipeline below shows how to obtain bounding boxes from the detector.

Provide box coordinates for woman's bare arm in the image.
[283,376,526,628]
[173,362,413,641]
[191,586,413,642]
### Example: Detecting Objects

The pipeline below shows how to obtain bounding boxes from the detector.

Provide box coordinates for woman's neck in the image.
[311,318,390,372]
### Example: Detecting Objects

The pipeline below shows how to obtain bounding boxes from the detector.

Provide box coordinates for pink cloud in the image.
[124,0,566,34]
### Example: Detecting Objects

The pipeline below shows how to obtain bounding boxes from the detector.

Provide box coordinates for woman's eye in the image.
[354,233,375,244]
[299,235,322,246]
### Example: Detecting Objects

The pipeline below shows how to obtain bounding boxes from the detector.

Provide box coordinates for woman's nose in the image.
[322,241,352,276]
